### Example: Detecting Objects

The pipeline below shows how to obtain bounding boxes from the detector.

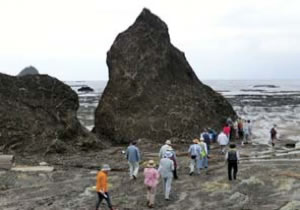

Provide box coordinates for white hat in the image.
[101,164,111,171]
[164,151,173,158]
[165,140,171,145]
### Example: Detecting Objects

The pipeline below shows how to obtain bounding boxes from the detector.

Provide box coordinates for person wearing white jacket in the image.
[159,140,172,159]
[158,151,174,200]
[217,131,229,154]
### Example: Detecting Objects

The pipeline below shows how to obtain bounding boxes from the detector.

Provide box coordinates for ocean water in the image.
[66,80,300,145]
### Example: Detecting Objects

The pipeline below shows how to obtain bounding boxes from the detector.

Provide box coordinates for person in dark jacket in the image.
[270,124,277,148]
[201,129,211,155]
[225,144,240,181]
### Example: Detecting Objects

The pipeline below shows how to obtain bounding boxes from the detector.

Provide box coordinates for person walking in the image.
[159,140,172,159]
[237,118,244,139]
[225,144,240,181]
[201,129,211,155]
[188,139,202,176]
[198,137,208,171]
[126,141,141,180]
[243,120,252,144]
[167,147,178,179]
[217,131,229,154]
[208,128,217,143]
[247,120,252,140]
[223,124,231,140]
[95,164,115,210]
[144,160,160,208]
[270,124,278,148]
[158,151,174,200]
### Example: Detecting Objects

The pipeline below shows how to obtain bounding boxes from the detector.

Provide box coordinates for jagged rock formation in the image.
[95,8,236,144]
[0,72,102,155]
[17,66,39,76]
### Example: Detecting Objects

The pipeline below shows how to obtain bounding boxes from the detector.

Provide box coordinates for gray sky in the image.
[0,0,300,80]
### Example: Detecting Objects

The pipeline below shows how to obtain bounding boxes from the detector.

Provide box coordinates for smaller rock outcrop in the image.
[78,86,94,92]
[0,71,103,155]
[17,66,39,76]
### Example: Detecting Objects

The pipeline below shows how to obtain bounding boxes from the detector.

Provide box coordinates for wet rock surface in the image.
[2,143,300,210]
[1,77,300,209]
[0,72,102,155]
[95,9,236,144]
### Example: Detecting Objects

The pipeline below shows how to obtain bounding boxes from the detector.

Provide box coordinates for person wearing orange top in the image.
[96,164,115,210]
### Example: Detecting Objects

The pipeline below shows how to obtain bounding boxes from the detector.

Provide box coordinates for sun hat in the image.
[165,140,171,145]
[147,160,156,168]
[167,146,173,151]
[164,151,173,158]
[101,164,111,171]
[193,138,199,144]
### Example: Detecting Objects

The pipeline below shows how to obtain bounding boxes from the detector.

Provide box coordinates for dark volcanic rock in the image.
[95,8,236,144]
[17,66,39,76]
[253,85,279,88]
[0,73,103,155]
[77,86,94,92]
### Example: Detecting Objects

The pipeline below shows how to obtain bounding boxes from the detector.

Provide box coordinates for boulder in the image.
[0,72,103,155]
[17,66,39,76]
[77,86,94,92]
[95,8,236,144]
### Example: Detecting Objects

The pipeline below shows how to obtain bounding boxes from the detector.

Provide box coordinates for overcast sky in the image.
[0,0,300,81]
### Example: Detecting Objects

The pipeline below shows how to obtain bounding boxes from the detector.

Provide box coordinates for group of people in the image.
[95,132,242,210]
[223,117,253,144]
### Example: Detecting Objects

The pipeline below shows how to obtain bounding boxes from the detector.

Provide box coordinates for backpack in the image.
[199,143,207,158]
[228,150,237,161]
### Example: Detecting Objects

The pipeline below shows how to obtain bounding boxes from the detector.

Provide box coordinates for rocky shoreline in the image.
[1,81,300,209]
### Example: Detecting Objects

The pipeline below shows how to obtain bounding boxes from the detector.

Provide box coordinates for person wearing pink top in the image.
[144,160,160,208]
[223,124,231,139]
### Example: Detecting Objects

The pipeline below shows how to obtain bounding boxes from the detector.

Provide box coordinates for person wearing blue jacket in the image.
[126,141,141,180]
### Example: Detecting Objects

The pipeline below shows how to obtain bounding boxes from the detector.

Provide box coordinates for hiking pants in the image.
[199,157,208,169]
[162,176,173,199]
[173,167,178,179]
[206,144,211,154]
[128,161,139,178]
[96,192,113,210]
[228,161,238,180]
[190,158,199,174]
[146,186,157,205]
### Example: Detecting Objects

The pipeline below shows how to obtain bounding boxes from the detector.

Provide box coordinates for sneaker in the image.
[132,175,137,180]
[189,172,193,176]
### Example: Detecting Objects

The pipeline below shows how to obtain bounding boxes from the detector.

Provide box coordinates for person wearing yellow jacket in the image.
[96,164,115,210]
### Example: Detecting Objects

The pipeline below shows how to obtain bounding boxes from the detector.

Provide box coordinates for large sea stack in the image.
[0,72,101,155]
[95,9,236,143]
